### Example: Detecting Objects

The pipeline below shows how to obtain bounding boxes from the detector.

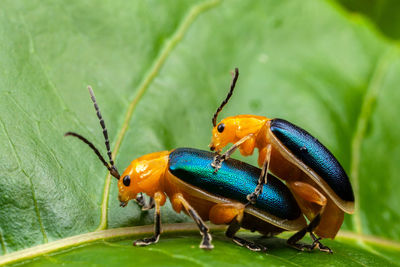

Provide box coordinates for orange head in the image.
[209,115,267,152]
[118,151,169,207]
[209,68,268,153]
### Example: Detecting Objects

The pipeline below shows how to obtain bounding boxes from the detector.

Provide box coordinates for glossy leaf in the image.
[0,0,400,266]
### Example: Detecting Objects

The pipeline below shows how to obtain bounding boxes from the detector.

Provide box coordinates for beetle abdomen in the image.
[270,119,354,202]
[168,148,301,220]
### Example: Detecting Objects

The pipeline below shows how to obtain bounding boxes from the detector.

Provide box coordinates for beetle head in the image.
[118,151,169,207]
[209,117,236,152]
[210,115,267,153]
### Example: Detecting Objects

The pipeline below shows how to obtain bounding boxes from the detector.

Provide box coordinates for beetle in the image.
[65,87,331,252]
[209,68,354,241]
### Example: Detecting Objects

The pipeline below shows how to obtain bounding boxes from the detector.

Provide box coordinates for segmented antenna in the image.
[212,68,239,127]
[64,87,120,180]
[65,132,108,170]
[88,86,114,167]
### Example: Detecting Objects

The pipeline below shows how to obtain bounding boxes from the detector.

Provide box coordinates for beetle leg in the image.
[247,145,271,203]
[211,134,254,172]
[287,214,333,253]
[135,193,155,210]
[133,193,162,246]
[286,182,332,253]
[287,214,321,251]
[209,203,265,251]
[175,194,213,249]
[310,233,333,253]
[141,197,155,211]
[226,216,267,252]
[135,193,146,207]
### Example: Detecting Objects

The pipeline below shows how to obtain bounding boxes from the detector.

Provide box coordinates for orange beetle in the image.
[209,68,354,241]
[65,87,331,252]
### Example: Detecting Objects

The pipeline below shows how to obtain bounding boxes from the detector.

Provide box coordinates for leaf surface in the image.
[0,0,400,266]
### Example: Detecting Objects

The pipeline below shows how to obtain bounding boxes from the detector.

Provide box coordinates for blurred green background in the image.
[1,0,400,266]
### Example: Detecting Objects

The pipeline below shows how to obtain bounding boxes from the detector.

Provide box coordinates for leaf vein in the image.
[96,0,221,230]
[0,230,6,255]
[0,118,48,244]
[350,47,397,236]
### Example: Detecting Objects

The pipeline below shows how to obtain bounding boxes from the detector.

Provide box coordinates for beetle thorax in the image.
[118,151,169,202]
[235,115,267,140]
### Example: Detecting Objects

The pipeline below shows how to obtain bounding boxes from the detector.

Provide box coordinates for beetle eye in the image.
[217,123,225,133]
[123,175,131,186]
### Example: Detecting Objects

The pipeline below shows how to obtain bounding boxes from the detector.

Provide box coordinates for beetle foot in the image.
[199,233,214,250]
[133,235,160,246]
[246,193,257,204]
[211,154,224,173]
[232,236,267,252]
[246,188,262,204]
[312,238,333,253]
[289,242,314,252]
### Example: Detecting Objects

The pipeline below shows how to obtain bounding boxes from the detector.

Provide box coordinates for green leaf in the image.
[336,0,400,40]
[1,0,400,266]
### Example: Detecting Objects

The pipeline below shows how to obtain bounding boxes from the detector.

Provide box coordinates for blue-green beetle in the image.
[210,68,354,241]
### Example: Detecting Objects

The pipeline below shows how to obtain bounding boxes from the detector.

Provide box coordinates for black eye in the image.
[123,175,131,186]
[217,123,225,133]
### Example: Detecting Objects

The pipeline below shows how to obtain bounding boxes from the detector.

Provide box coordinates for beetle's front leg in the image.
[135,193,146,207]
[211,134,254,172]
[135,193,155,211]
[133,193,162,246]
[247,144,271,203]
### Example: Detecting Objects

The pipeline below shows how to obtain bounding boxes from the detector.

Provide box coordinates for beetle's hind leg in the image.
[287,214,332,253]
[209,203,266,251]
[287,214,320,251]
[173,194,213,249]
[286,181,333,253]
[310,232,332,253]
[133,192,162,246]
[226,217,267,252]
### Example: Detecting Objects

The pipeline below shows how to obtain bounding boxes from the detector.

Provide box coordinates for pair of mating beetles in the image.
[66,68,354,253]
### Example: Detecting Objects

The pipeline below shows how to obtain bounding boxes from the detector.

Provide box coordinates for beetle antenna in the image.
[88,87,114,165]
[87,86,120,179]
[212,68,239,127]
[64,86,120,180]
[64,132,119,179]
